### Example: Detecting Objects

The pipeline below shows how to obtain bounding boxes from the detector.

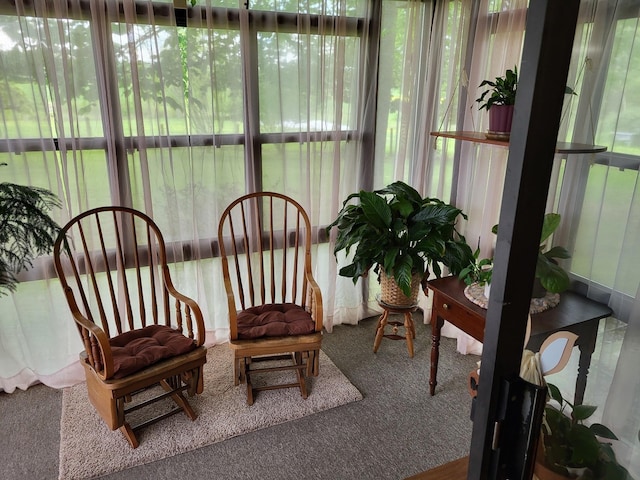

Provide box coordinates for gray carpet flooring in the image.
[1,313,480,480]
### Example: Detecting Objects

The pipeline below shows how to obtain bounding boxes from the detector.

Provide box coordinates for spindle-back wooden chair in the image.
[53,206,207,448]
[217,193,323,405]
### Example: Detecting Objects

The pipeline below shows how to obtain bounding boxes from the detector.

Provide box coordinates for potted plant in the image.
[459,247,493,298]
[536,383,633,480]
[476,66,518,140]
[326,181,473,306]
[492,213,571,297]
[0,176,61,295]
[476,67,576,141]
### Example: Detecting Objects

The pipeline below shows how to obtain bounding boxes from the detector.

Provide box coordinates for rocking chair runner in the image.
[53,206,207,448]
[217,192,323,405]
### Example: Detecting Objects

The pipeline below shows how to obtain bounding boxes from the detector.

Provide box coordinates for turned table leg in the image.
[430,315,444,395]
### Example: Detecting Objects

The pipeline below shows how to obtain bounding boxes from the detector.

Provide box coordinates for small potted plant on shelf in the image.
[326,181,474,306]
[476,67,577,141]
[1,166,61,295]
[536,383,633,480]
[492,213,571,297]
[476,66,518,141]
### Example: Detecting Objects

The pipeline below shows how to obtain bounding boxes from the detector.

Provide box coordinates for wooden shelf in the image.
[430,131,607,154]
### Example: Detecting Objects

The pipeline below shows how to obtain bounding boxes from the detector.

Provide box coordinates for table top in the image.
[427,276,612,338]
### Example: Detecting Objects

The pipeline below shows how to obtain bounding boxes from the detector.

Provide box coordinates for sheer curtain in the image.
[422,0,529,353]
[0,0,375,392]
[560,1,640,477]
[424,5,640,475]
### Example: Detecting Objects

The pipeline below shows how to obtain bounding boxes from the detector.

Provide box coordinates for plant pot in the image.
[380,269,421,307]
[484,282,491,300]
[531,277,547,298]
[486,104,514,141]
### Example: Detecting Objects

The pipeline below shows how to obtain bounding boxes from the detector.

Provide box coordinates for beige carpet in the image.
[59,346,362,480]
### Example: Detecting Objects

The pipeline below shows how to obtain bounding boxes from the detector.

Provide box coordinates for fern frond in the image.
[0,183,61,295]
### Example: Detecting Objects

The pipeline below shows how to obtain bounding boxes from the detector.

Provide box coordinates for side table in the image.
[426,276,612,405]
[373,299,418,357]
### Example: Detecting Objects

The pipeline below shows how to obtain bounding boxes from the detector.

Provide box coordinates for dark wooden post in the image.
[467,1,581,478]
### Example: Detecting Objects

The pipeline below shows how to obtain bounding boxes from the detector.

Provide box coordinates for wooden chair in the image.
[53,206,207,448]
[217,192,323,405]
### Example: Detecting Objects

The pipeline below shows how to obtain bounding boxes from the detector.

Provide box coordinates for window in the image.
[0,0,370,264]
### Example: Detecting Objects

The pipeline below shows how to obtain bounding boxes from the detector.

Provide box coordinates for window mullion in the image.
[90,2,134,209]
[240,10,262,194]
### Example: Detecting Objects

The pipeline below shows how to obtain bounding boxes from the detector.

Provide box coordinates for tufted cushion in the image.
[236,303,315,339]
[108,324,196,379]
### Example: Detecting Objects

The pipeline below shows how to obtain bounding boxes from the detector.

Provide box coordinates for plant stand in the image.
[372,298,418,357]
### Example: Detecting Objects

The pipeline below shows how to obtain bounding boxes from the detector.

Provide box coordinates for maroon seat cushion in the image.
[236,303,315,339]
[109,324,197,379]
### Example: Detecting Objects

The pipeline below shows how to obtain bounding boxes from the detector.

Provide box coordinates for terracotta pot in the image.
[487,104,514,140]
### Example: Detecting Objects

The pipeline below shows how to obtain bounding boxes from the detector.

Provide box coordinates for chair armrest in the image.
[64,286,114,379]
[305,271,324,332]
[162,266,206,346]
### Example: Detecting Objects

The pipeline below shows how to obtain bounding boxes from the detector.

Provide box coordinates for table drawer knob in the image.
[442,303,449,310]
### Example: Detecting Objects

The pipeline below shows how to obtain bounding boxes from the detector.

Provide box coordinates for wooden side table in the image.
[426,276,612,405]
[373,299,418,357]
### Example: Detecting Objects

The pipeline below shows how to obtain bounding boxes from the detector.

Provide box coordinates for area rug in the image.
[59,346,362,480]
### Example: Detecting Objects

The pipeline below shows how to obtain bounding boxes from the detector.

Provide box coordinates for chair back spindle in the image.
[54,207,204,354]
[219,193,312,313]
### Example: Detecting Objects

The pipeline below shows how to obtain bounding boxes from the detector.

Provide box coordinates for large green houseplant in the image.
[326,181,473,302]
[0,178,61,295]
[536,383,633,480]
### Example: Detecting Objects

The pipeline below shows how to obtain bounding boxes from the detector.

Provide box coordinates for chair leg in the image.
[233,357,241,386]
[312,349,320,376]
[246,367,254,406]
[119,422,139,449]
[305,351,313,377]
[295,353,309,399]
[160,379,198,421]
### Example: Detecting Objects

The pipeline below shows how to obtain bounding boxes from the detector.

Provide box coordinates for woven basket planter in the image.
[380,269,421,307]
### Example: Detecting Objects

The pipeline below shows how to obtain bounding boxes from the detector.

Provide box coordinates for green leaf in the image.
[538,260,570,293]
[540,213,561,244]
[567,424,601,466]
[392,256,414,297]
[412,204,460,229]
[572,404,598,421]
[547,383,563,404]
[383,247,399,272]
[589,423,619,440]
[360,191,392,230]
[376,181,423,206]
[394,197,415,218]
[544,246,571,260]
